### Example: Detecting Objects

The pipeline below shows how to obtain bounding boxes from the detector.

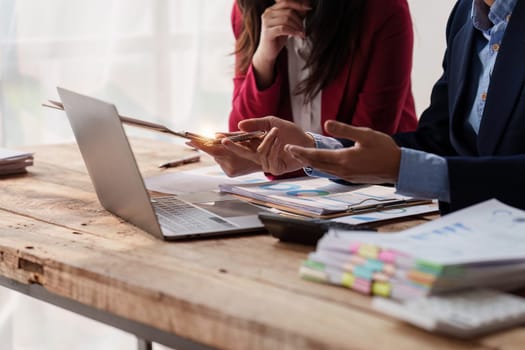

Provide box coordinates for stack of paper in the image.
[220,177,429,218]
[300,199,525,299]
[0,149,34,175]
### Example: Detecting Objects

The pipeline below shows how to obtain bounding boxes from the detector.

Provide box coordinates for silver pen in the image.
[159,154,200,169]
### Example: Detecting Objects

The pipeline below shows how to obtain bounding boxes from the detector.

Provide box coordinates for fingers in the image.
[222,138,259,162]
[272,0,311,13]
[256,127,279,171]
[324,120,374,145]
[264,10,303,34]
[186,140,207,149]
[265,24,304,39]
[238,118,272,133]
[238,116,279,132]
[186,140,223,157]
[266,133,283,174]
[262,1,311,37]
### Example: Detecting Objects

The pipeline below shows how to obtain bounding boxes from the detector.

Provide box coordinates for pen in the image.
[159,154,200,169]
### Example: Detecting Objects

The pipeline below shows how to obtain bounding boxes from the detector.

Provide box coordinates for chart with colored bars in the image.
[220,177,428,217]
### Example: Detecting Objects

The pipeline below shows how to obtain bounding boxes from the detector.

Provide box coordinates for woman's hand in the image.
[252,0,311,88]
[222,116,315,175]
[190,116,314,177]
[186,138,262,177]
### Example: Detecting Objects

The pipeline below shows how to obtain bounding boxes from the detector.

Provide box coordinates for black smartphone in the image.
[258,213,376,246]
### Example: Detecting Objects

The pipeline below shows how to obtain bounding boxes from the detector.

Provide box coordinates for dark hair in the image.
[235,0,365,102]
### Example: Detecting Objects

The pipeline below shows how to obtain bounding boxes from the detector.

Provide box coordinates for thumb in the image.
[238,116,275,132]
[325,120,372,144]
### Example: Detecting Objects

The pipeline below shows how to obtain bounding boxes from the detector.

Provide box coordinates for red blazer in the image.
[229,0,418,135]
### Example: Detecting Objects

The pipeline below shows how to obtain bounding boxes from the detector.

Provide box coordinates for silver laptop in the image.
[58,87,265,240]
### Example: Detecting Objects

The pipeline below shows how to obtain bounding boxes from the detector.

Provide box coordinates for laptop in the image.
[58,87,266,240]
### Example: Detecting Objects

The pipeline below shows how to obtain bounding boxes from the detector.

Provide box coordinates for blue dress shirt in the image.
[397,0,516,202]
[303,132,343,179]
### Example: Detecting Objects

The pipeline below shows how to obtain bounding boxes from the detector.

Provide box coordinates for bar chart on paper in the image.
[220,177,430,217]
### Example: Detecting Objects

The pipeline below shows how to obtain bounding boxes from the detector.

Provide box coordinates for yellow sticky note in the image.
[342,273,355,288]
[372,282,391,297]
[358,244,379,259]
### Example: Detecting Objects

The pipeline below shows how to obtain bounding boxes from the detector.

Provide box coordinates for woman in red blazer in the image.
[230,0,418,135]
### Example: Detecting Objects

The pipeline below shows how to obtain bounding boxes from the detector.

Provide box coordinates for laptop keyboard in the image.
[152,196,235,233]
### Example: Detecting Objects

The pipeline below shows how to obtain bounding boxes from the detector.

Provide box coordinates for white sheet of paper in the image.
[322,199,525,265]
[0,148,33,160]
[145,165,268,195]
[331,202,438,225]
[219,177,417,216]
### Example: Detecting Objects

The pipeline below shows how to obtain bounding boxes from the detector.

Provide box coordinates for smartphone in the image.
[258,213,376,246]
[185,131,266,145]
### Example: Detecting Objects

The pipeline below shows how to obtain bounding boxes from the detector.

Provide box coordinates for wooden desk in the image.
[0,139,524,350]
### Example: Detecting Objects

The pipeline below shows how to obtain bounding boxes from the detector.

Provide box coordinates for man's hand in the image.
[285,120,402,184]
[222,116,315,175]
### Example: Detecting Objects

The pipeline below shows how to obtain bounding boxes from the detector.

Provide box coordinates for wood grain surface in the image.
[0,139,523,350]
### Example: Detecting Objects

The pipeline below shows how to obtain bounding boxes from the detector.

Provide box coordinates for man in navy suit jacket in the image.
[276,0,525,213]
[390,0,524,212]
[196,0,524,213]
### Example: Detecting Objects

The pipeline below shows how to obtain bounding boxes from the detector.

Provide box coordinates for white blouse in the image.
[286,36,322,134]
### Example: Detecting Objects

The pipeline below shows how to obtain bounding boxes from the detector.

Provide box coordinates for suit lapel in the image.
[478,0,525,155]
[449,20,475,154]
[449,21,474,119]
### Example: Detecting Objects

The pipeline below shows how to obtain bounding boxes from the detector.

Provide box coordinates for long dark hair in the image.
[235,0,365,102]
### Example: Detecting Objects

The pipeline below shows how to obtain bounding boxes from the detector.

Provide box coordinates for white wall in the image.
[0,0,459,147]
[408,0,458,115]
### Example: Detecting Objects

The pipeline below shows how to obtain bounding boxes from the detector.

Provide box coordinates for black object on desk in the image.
[258,213,377,246]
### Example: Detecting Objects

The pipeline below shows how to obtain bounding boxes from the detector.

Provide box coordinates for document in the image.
[219,177,429,218]
[332,202,438,225]
[145,165,268,195]
[321,199,525,265]
[0,149,33,175]
[306,199,525,299]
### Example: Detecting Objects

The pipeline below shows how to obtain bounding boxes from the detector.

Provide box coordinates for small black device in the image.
[258,213,377,246]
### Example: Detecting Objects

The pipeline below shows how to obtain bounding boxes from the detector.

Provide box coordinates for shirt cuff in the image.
[396,147,451,202]
[303,133,343,179]
[308,133,344,150]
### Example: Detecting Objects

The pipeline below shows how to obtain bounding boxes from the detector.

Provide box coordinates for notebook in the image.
[220,177,430,218]
[300,199,525,299]
[0,149,33,175]
[57,87,265,240]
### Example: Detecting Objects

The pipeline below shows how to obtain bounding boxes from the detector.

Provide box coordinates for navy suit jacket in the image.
[393,0,525,213]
